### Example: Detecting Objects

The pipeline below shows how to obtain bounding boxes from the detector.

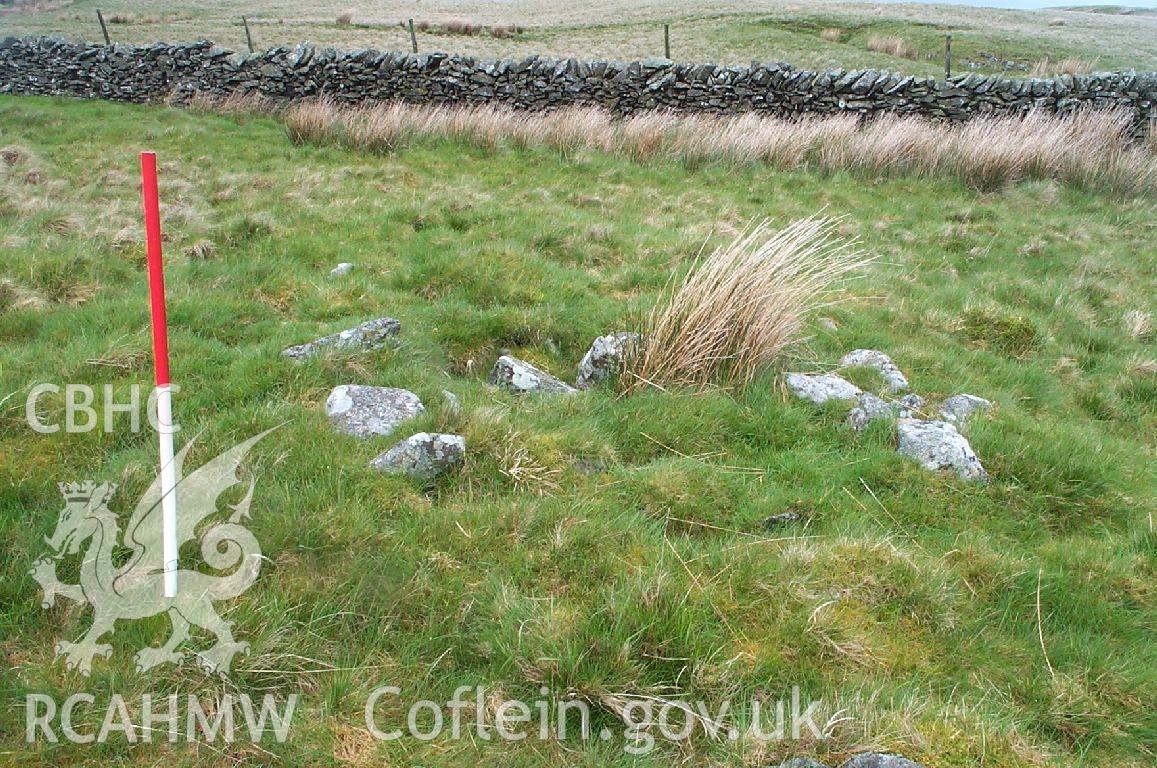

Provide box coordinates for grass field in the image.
[3,0,1157,74]
[0,94,1154,766]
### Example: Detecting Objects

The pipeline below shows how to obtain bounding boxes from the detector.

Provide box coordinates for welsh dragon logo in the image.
[29,430,274,676]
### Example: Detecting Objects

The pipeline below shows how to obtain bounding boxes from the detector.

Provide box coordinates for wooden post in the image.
[241,16,254,53]
[96,9,111,46]
[664,24,670,59]
[408,18,418,54]
[945,34,952,79]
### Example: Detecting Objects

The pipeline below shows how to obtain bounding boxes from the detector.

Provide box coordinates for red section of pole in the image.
[140,151,171,387]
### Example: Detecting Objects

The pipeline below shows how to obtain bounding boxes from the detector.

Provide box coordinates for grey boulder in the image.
[369,432,465,481]
[839,349,909,392]
[282,317,400,360]
[847,392,925,431]
[896,418,988,482]
[489,355,577,394]
[325,385,424,438]
[777,759,831,768]
[786,373,862,405]
[329,262,354,277]
[939,393,992,429]
[575,332,640,389]
[839,753,925,768]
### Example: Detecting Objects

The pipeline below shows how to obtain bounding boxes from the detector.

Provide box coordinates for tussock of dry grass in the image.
[820,27,844,43]
[281,99,1157,195]
[184,89,281,116]
[624,216,871,392]
[1029,56,1096,77]
[866,34,917,60]
[335,10,354,26]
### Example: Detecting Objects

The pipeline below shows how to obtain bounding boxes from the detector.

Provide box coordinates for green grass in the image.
[0,96,1154,767]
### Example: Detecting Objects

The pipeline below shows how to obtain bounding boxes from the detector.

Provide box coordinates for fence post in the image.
[664,23,670,59]
[242,16,254,53]
[945,34,952,79]
[408,18,418,54]
[96,9,111,46]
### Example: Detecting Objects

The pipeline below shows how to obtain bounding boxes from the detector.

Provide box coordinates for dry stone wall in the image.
[1,36,1154,130]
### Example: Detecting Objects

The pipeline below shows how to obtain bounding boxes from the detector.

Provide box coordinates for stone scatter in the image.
[787,353,990,482]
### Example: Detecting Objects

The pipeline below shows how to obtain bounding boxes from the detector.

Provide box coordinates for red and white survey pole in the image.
[140,151,179,599]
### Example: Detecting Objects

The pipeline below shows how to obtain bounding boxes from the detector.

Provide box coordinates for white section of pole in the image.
[156,383,179,598]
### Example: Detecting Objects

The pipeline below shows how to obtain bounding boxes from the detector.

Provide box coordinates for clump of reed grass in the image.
[624,216,872,392]
[1029,56,1096,77]
[279,99,1157,196]
[866,34,917,59]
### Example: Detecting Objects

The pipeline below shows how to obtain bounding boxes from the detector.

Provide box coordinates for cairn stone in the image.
[839,349,909,392]
[369,432,465,480]
[786,373,862,405]
[839,754,925,768]
[325,385,424,438]
[896,419,987,482]
[847,392,925,431]
[282,317,400,360]
[575,332,639,389]
[489,355,577,394]
[939,393,992,429]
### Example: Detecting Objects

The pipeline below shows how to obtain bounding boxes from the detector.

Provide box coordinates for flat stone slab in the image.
[896,418,988,482]
[576,331,640,389]
[786,372,862,404]
[282,317,400,360]
[939,393,992,429]
[325,385,424,438]
[369,432,465,481]
[839,349,909,392]
[489,355,577,394]
[847,392,925,431]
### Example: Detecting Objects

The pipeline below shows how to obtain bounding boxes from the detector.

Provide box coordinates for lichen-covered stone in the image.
[777,759,830,768]
[325,385,424,438]
[575,332,639,389]
[329,262,353,277]
[896,418,987,482]
[489,355,577,394]
[369,432,465,481]
[939,393,992,429]
[839,349,909,392]
[786,373,862,404]
[839,753,925,768]
[847,392,926,431]
[282,317,400,360]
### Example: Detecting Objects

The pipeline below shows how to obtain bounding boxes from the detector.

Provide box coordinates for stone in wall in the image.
[0,36,1152,133]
